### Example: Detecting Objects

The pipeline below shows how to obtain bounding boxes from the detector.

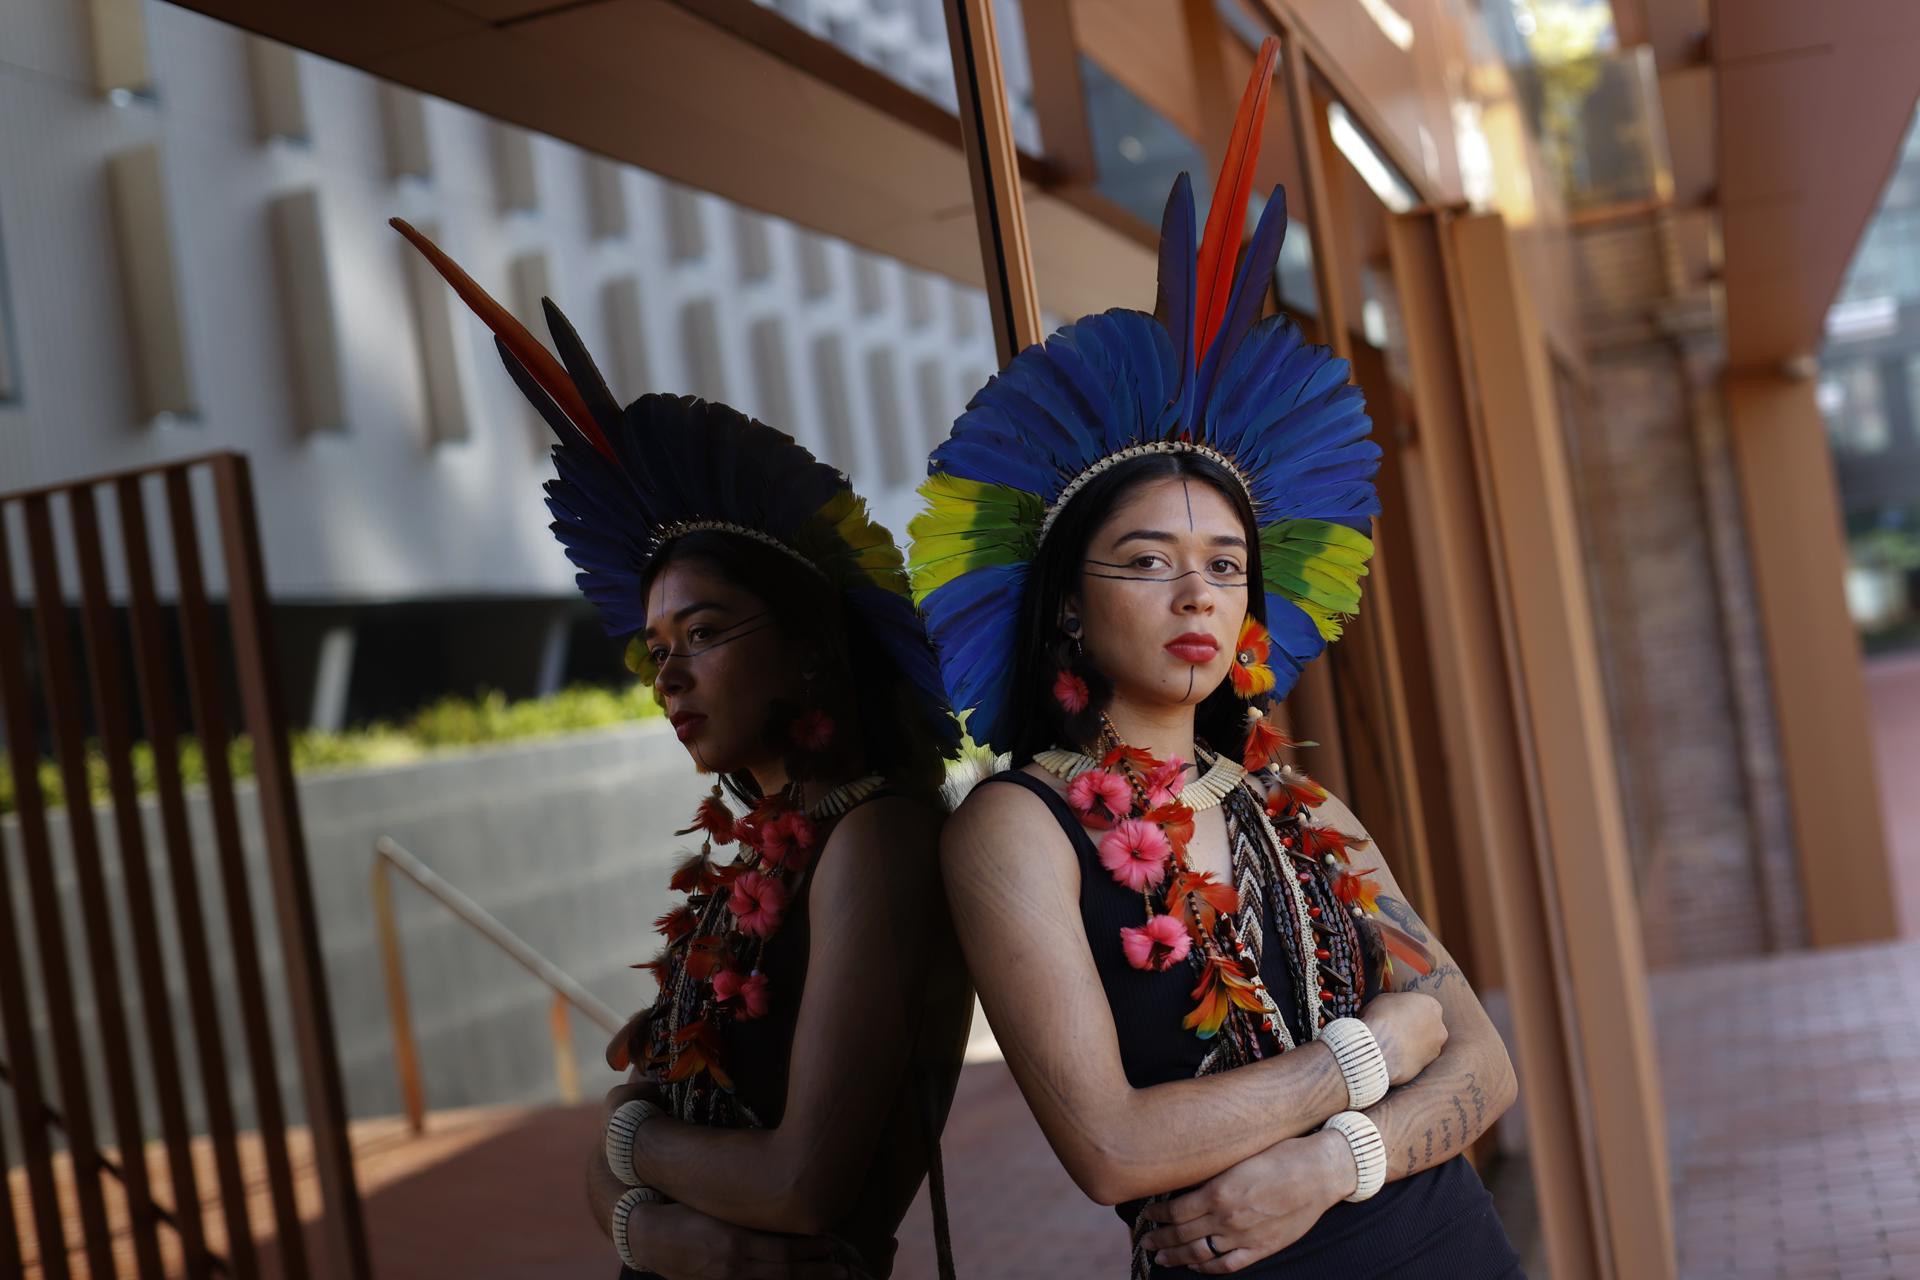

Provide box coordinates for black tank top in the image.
[619,790,971,1280]
[983,770,1524,1280]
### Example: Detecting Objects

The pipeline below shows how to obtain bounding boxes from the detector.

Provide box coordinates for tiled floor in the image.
[1655,943,1920,1280]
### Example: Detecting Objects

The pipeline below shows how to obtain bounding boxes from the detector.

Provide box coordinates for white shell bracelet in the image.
[1319,1016,1391,1110]
[605,1098,663,1187]
[1324,1109,1388,1202]
[610,1184,665,1270]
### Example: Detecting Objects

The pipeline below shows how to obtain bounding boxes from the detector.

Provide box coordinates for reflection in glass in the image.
[1329,103,1416,214]
[1081,56,1209,227]
[750,0,1043,152]
[1822,100,1920,649]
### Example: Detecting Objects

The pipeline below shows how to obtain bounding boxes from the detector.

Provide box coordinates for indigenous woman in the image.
[908,39,1523,1278]
[395,223,972,1280]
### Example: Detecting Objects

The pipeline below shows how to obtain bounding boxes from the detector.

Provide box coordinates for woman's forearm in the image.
[1042,1037,1351,1205]
[630,1116,844,1235]
[1362,1015,1517,1182]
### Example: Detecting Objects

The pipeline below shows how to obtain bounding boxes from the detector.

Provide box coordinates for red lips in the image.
[669,710,707,742]
[1164,632,1220,664]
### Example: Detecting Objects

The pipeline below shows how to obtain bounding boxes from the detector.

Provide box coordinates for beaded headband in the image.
[1036,440,1255,544]
[653,520,830,580]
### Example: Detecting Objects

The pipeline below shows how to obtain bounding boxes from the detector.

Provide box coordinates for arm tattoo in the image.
[1375,895,1430,942]
[1464,1071,1488,1127]
[1402,961,1463,995]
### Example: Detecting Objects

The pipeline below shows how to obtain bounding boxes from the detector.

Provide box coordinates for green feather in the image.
[1260,519,1374,640]
[908,474,1043,602]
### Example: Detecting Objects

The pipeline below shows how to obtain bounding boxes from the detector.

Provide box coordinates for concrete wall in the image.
[0,720,709,1154]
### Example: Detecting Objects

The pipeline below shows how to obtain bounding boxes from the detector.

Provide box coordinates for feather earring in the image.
[1051,617,1112,747]
[1230,616,1276,699]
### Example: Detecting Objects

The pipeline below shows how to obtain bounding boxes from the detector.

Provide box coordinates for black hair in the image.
[640,531,948,807]
[1005,452,1266,766]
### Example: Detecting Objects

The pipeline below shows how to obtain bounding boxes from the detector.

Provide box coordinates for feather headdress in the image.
[391,220,960,756]
[907,38,1378,754]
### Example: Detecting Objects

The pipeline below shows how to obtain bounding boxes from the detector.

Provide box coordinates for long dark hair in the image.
[1006,452,1266,765]
[640,531,949,806]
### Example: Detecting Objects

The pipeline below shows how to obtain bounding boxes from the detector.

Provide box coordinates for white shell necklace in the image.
[806,773,887,817]
[1033,749,1247,811]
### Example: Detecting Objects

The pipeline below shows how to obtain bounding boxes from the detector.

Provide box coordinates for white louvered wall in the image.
[0,0,1007,601]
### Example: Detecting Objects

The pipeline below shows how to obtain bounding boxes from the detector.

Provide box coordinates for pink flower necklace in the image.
[629,762,883,1105]
[1039,713,1360,1051]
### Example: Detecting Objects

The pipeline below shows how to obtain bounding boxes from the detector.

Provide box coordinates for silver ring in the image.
[1207,1234,1225,1259]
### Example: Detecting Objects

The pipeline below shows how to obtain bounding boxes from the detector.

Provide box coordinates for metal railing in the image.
[371,836,622,1135]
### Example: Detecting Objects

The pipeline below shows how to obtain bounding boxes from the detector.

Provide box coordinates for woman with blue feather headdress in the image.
[911,38,1525,1279]
[394,222,971,1280]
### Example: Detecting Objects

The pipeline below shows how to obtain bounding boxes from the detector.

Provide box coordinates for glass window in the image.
[1822,360,1891,455]
[1080,55,1209,228]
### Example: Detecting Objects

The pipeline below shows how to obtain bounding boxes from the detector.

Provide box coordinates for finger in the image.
[1195,1247,1256,1274]
[1153,1239,1218,1269]
[1140,1214,1217,1252]
[1141,1188,1208,1226]
[605,1010,650,1070]
[1136,1212,1213,1251]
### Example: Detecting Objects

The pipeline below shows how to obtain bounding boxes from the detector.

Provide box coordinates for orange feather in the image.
[389,217,614,460]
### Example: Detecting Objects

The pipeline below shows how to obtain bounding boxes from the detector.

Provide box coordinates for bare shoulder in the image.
[941,767,1077,884]
[810,792,944,898]
[826,790,943,848]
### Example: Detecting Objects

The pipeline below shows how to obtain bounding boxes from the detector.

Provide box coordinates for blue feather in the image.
[1155,173,1198,432]
[1194,187,1290,420]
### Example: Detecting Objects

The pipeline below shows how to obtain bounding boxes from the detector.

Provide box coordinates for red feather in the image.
[1144,801,1196,854]
[653,904,699,942]
[675,791,736,845]
[1243,713,1291,772]
[1101,744,1159,774]
[1193,36,1282,364]
[669,850,711,893]
[1376,921,1435,977]
[389,218,613,460]
[1166,868,1239,930]
[1300,822,1368,865]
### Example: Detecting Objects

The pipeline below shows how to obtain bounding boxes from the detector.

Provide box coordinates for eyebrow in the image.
[642,600,727,639]
[1110,529,1248,550]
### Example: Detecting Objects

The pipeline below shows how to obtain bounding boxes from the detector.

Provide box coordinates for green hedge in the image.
[0,683,661,816]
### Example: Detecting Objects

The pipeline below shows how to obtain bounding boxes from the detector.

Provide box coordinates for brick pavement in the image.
[1655,940,1920,1280]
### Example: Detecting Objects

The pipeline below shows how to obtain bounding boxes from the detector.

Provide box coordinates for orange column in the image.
[1447,211,1676,1279]
[1724,369,1898,945]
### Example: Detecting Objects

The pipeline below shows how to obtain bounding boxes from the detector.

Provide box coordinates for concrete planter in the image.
[1,720,705,1145]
